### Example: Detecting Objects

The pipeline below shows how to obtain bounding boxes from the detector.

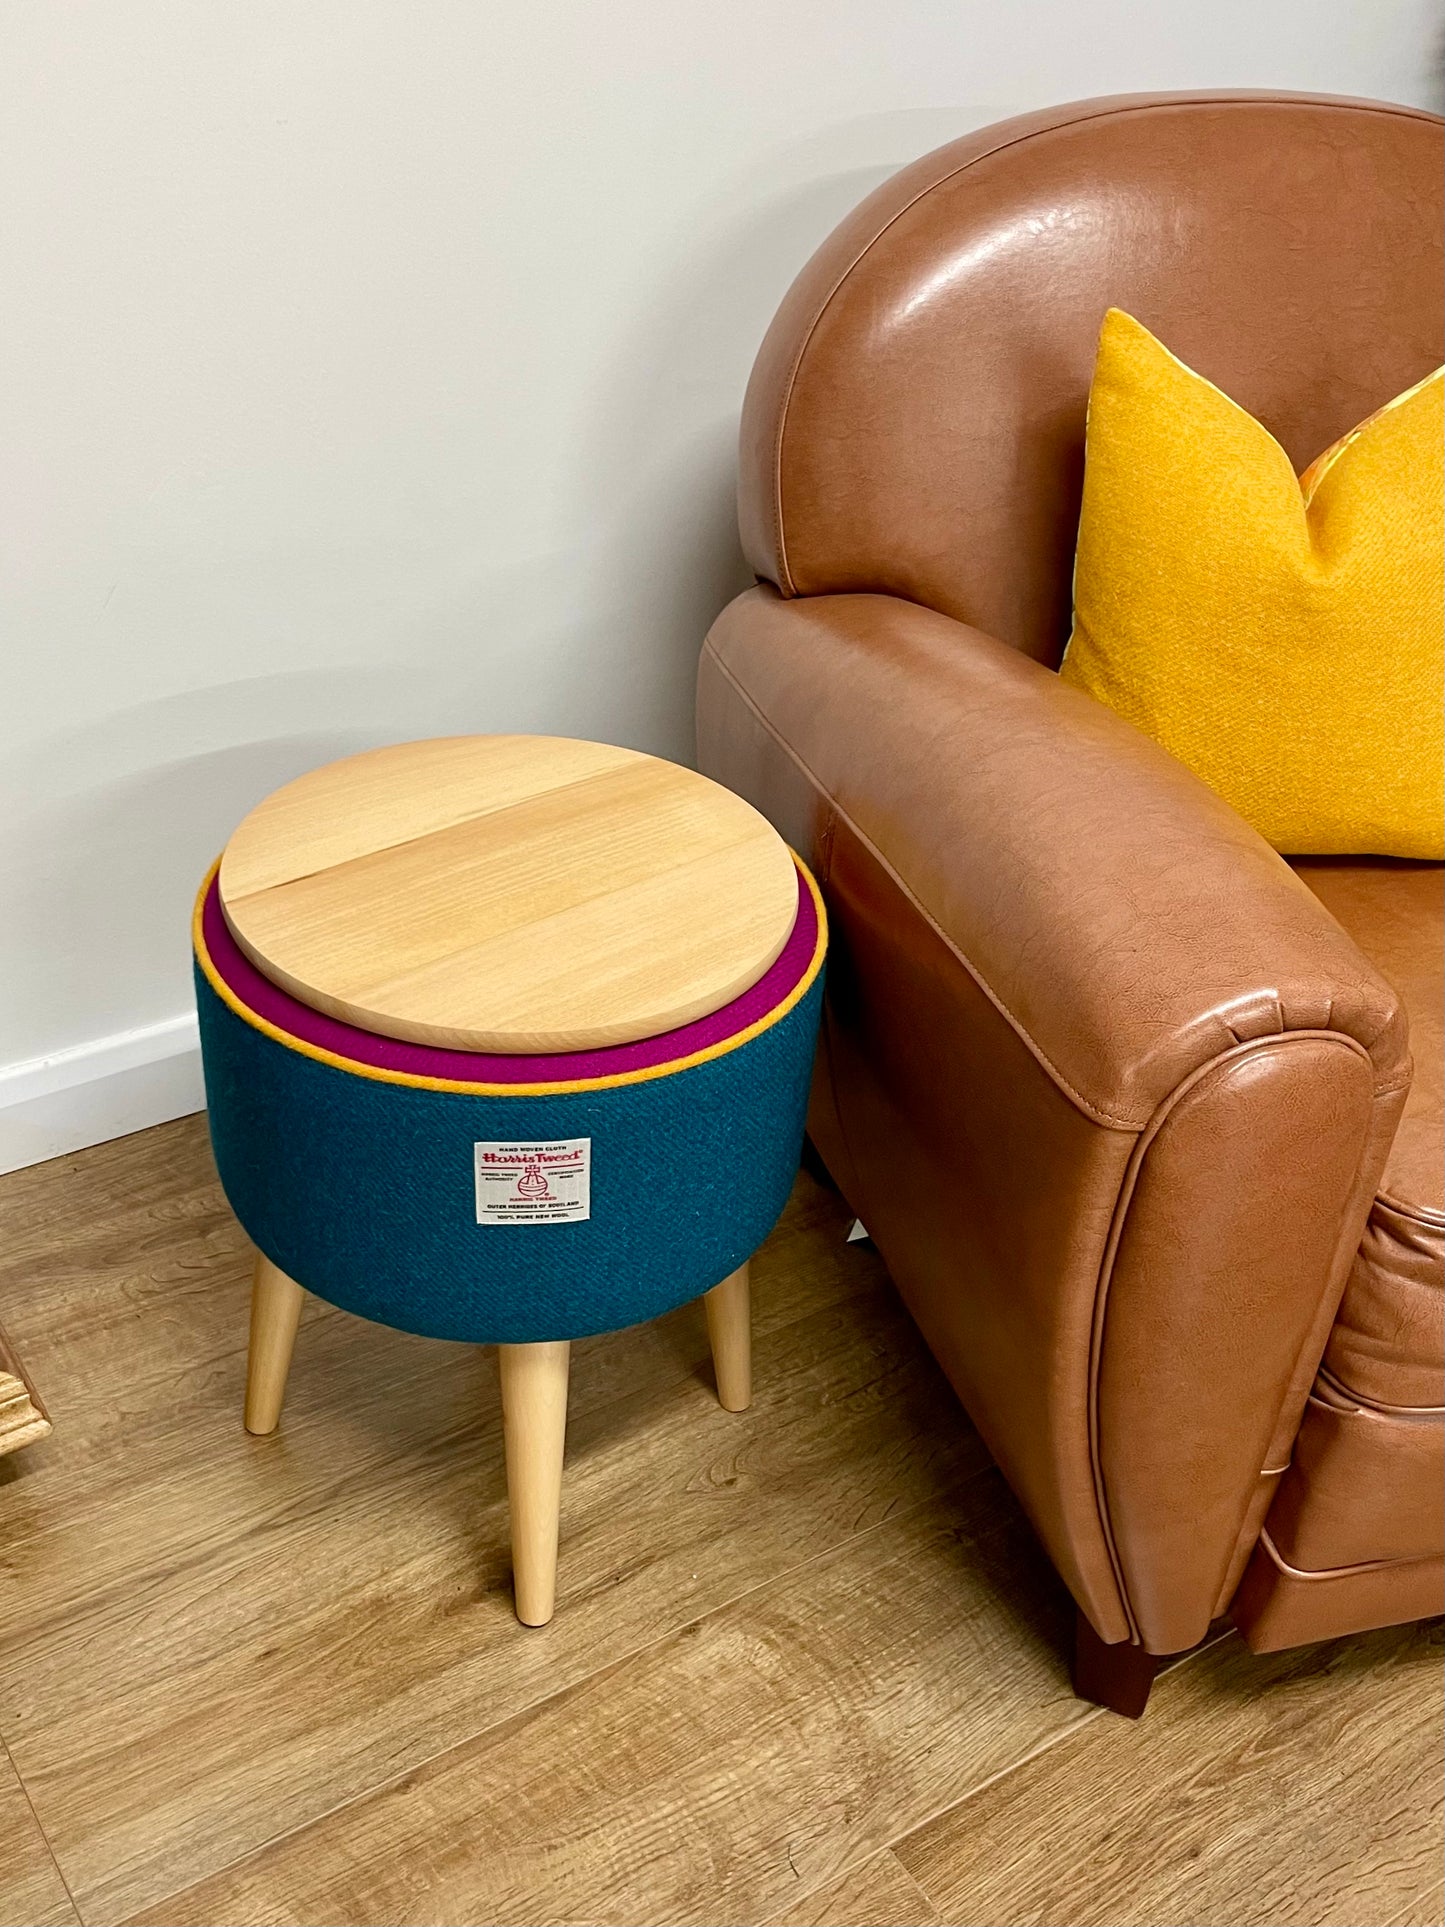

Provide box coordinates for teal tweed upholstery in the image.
[194,880,824,1344]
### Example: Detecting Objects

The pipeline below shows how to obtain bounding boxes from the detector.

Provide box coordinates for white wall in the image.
[1,0,1438,1166]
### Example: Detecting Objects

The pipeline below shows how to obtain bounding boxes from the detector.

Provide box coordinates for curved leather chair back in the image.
[739,91,1444,666]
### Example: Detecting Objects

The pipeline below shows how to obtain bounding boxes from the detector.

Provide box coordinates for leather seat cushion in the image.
[1292,859,1444,1412]
[1252,859,1443,1608]
[1293,859,1443,1211]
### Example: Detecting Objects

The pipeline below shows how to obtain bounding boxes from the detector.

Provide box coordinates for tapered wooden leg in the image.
[1071,1605,1163,1719]
[244,1254,306,1435]
[704,1263,751,1412]
[499,1340,570,1627]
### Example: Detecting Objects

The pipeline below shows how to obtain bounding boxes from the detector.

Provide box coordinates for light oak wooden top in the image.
[217,735,799,1053]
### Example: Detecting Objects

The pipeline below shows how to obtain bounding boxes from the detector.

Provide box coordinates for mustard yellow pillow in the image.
[1060,309,1444,857]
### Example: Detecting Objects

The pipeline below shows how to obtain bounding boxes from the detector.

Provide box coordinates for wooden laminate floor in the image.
[0,1116,1439,1927]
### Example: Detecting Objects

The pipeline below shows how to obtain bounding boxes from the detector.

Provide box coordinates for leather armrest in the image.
[702,586,1407,1129]
[699,584,1411,1652]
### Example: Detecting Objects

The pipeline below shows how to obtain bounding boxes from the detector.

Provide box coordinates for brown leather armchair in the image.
[697,91,1444,1715]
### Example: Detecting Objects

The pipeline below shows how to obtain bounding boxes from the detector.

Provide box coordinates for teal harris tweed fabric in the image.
[193,864,826,1344]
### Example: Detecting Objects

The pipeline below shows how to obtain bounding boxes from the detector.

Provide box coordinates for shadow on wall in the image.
[0,709,374,1061]
[565,156,913,745]
[567,104,1016,735]
[0,596,643,1063]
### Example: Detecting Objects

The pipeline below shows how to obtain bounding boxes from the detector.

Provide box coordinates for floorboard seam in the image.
[893,1702,1103,1877]
[1387,1875,1445,1927]
[3,1726,82,1923]
[886,1626,1235,1890]
[107,1476,990,1925]
[876,1847,948,1927]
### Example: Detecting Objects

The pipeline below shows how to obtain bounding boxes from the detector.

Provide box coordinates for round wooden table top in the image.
[217,735,801,1054]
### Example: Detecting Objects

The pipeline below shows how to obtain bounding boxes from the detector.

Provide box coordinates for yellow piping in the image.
[191,854,827,1096]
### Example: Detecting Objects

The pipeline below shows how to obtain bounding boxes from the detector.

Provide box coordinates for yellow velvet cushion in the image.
[1060,309,1444,857]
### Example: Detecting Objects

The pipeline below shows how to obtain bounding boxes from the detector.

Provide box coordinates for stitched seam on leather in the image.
[701,637,1142,1130]
[1256,1527,1442,1582]
[1227,1077,1423,1597]
[1314,1365,1445,1419]
[1087,1032,1376,1649]
[1086,1075,1189,1644]
[766,93,1426,597]
[702,638,1400,1131]
[1224,1006,1407,1084]
[1375,1186,1445,1230]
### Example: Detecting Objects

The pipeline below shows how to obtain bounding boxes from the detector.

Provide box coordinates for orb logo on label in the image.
[474,1139,591,1225]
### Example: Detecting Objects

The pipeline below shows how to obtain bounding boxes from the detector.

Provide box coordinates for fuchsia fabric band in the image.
[201,866,816,1085]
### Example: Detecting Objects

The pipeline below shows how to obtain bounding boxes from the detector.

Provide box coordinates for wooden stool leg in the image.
[704,1262,751,1413]
[244,1254,306,1435]
[1071,1605,1163,1719]
[499,1340,570,1627]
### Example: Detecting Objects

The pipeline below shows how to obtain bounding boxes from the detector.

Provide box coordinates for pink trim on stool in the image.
[200,869,816,1083]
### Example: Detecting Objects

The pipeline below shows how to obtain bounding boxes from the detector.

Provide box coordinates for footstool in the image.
[193,735,826,1624]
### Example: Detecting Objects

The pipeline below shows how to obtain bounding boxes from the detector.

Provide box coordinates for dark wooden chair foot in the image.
[1071,1606,1163,1718]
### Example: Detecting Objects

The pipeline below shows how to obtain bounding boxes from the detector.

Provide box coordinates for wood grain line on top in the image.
[218,737,642,898]
[218,736,800,1053]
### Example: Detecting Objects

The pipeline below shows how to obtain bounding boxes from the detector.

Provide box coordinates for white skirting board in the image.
[0,1015,204,1176]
